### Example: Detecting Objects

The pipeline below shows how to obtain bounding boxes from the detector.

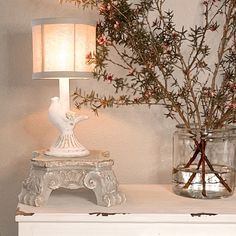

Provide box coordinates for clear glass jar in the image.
[172,125,236,199]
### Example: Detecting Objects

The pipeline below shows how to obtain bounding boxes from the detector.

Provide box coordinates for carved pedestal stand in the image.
[18,150,125,207]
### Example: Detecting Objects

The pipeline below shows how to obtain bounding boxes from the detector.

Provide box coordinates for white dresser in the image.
[16,185,236,236]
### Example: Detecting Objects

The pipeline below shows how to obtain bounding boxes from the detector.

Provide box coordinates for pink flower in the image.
[146,62,154,69]
[209,91,216,97]
[232,84,236,91]
[172,32,178,39]
[227,102,236,109]
[99,3,114,14]
[202,87,216,98]
[99,4,107,13]
[97,35,108,46]
[111,0,118,6]
[107,3,111,11]
[104,73,114,82]
[144,90,153,98]
[209,22,219,32]
[86,52,92,60]
[85,51,95,64]
[114,21,120,29]
[161,43,171,54]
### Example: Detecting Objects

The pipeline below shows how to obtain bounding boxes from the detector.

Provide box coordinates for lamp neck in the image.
[59,78,70,113]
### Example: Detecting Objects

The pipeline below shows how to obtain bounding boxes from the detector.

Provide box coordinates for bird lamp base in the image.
[45,149,90,158]
[46,132,90,158]
[47,96,90,158]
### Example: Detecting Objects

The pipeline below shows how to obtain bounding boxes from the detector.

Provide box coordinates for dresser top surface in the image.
[16,184,236,223]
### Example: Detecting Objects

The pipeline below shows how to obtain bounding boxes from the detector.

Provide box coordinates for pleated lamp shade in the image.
[32,18,96,80]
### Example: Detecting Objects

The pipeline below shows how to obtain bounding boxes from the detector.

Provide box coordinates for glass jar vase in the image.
[172,125,236,199]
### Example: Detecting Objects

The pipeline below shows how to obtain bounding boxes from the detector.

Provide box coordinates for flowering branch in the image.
[63,0,236,130]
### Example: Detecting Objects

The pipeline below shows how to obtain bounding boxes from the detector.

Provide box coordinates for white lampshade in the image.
[32,18,96,80]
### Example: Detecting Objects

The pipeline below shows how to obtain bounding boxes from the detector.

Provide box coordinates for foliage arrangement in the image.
[62,0,236,131]
[60,0,236,197]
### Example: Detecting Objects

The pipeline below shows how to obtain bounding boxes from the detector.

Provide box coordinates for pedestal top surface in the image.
[31,150,113,168]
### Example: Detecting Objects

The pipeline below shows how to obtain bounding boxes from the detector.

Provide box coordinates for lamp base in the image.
[48,97,90,158]
[45,132,90,158]
[45,149,90,158]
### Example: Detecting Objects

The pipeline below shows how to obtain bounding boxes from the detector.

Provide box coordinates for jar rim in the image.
[176,124,236,133]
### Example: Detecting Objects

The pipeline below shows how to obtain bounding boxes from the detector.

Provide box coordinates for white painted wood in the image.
[46,96,90,157]
[16,185,236,236]
[17,223,236,236]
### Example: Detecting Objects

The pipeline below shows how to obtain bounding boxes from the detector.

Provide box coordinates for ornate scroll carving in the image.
[18,150,125,207]
[84,169,125,207]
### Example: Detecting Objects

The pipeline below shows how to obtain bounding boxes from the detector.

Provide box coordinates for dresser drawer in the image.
[18,222,236,236]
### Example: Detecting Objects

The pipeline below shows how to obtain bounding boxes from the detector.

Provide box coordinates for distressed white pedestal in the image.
[18,150,125,207]
[16,185,236,236]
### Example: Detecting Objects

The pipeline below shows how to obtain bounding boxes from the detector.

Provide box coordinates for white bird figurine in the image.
[45,97,90,157]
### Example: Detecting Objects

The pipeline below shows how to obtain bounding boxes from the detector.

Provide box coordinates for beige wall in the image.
[0,1,202,235]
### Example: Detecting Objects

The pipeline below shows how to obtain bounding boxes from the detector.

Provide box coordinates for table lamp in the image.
[32,18,96,157]
[18,17,125,208]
